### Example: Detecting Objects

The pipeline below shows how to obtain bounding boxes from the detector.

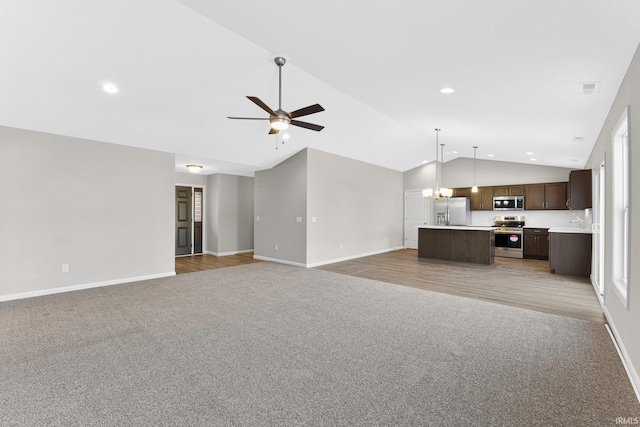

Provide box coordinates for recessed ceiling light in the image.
[530,158,537,161]
[439,87,455,94]
[282,133,290,140]
[526,152,534,155]
[102,82,118,94]
[487,154,494,158]
[422,160,428,164]
[452,151,458,154]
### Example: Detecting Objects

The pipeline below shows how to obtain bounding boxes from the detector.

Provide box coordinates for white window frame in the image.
[612,107,630,307]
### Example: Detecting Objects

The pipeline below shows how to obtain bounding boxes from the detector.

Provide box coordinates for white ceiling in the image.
[2,0,639,176]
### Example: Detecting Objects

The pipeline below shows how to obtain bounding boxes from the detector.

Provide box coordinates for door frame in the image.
[405,189,427,249]
[175,184,206,256]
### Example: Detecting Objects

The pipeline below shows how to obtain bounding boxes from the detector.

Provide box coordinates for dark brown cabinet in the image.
[452,187,471,198]
[493,185,525,197]
[569,169,592,210]
[549,232,592,277]
[525,182,568,210]
[470,187,493,210]
[523,228,549,260]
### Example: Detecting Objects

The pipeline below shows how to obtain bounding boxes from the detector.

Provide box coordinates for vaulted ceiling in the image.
[2,1,639,175]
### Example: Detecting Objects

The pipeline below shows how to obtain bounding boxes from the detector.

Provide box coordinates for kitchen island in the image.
[418,226,496,265]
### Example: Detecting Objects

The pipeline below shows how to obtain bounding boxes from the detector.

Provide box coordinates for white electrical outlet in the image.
[61,264,69,273]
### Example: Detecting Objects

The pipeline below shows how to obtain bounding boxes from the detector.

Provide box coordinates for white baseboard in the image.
[306,246,405,268]
[603,306,640,404]
[252,255,307,268]
[253,246,405,269]
[0,271,176,303]
[206,249,254,257]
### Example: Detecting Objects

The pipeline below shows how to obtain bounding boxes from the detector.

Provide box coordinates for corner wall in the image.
[205,174,254,255]
[254,150,308,265]
[0,126,175,300]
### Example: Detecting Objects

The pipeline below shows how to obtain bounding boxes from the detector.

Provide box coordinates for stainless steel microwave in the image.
[493,196,524,211]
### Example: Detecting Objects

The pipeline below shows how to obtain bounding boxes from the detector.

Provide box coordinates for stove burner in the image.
[493,215,526,228]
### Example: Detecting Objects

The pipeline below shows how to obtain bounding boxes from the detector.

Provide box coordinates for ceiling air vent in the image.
[579,82,600,95]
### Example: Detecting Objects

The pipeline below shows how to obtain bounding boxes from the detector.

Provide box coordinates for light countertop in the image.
[418,225,496,231]
[548,227,593,234]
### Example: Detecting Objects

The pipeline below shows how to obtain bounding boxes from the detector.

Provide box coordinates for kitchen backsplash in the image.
[471,209,589,228]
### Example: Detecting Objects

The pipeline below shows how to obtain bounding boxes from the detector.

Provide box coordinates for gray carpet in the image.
[0,262,638,426]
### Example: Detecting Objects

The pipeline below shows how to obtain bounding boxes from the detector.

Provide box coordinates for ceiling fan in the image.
[227,57,325,134]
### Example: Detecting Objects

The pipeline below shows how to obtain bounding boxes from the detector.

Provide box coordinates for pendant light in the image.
[439,140,453,198]
[435,128,441,196]
[472,146,479,193]
[423,128,441,198]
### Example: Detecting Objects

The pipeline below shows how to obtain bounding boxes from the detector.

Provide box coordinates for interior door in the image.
[405,190,426,249]
[175,186,192,256]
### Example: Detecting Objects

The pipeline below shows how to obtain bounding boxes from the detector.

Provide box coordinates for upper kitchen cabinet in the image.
[568,169,592,210]
[452,187,471,198]
[525,182,568,210]
[470,187,493,210]
[492,185,525,197]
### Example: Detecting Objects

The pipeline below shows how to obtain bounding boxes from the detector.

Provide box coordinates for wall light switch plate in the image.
[61,264,69,273]
[296,217,302,223]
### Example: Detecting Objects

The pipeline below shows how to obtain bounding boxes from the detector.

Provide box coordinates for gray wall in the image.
[585,43,640,391]
[254,148,403,267]
[254,150,308,265]
[307,149,403,266]
[404,157,573,191]
[205,174,254,255]
[0,126,175,298]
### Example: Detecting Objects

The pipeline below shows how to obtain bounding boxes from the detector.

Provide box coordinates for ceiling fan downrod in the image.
[275,57,286,112]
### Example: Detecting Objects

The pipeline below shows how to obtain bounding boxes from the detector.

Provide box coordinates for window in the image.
[612,108,630,306]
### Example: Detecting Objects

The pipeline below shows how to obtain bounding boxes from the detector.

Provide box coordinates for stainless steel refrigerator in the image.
[432,197,471,226]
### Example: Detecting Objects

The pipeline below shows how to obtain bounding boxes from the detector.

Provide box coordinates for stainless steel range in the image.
[493,215,525,259]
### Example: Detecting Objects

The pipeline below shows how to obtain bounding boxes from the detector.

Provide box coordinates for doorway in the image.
[404,190,427,249]
[592,163,604,303]
[175,186,203,256]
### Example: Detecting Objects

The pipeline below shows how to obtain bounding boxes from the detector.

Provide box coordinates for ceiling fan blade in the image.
[291,120,324,132]
[289,104,325,118]
[268,127,279,135]
[227,117,270,120]
[247,96,277,116]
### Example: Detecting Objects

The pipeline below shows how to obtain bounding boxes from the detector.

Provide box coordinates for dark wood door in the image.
[470,187,492,210]
[545,182,568,210]
[175,186,192,256]
[452,187,471,198]
[525,184,545,209]
[569,169,592,210]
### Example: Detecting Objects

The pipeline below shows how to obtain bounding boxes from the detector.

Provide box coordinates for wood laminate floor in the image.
[175,252,261,274]
[176,249,605,323]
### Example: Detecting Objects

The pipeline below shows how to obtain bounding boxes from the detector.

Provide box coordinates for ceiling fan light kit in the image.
[228,57,325,137]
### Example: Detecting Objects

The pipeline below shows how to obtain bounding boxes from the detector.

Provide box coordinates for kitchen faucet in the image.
[570,218,584,229]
